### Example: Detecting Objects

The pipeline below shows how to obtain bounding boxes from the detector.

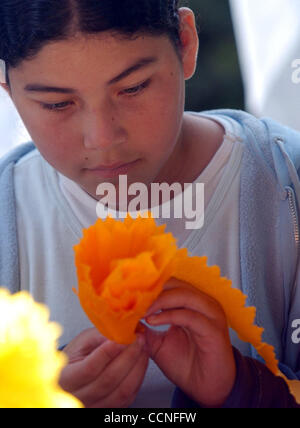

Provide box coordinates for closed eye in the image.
[121,79,151,96]
[40,101,72,112]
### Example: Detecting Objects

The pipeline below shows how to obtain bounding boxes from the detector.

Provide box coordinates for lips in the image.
[89,161,135,171]
[88,160,138,171]
[85,159,141,178]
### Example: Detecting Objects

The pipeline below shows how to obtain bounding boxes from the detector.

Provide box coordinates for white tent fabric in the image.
[230,0,300,130]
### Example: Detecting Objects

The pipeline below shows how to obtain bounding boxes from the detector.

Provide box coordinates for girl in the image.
[0,0,299,408]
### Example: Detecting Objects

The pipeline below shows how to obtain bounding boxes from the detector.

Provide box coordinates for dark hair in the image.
[0,0,189,86]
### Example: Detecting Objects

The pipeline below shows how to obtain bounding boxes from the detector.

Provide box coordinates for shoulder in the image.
[261,117,300,173]
[14,148,47,205]
[14,147,43,179]
[201,109,300,183]
[13,147,55,214]
[199,107,300,146]
[0,142,36,175]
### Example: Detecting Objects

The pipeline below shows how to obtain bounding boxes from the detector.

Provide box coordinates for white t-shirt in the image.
[14,112,247,408]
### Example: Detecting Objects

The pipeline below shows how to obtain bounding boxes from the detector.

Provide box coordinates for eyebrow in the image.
[23,56,158,94]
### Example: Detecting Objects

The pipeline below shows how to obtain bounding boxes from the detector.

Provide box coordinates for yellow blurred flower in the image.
[0,289,83,408]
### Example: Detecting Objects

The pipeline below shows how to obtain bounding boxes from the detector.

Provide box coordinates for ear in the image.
[178,7,199,80]
[0,82,11,96]
[0,59,8,89]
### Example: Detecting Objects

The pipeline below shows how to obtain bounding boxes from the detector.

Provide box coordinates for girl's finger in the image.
[93,350,149,408]
[144,287,225,322]
[146,308,217,339]
[162,277,198,292]
[61,339,128,391]
[77,334,147,402]
[84,339,128,377]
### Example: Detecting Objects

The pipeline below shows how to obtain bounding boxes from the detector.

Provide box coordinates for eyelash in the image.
[40,79,151,113]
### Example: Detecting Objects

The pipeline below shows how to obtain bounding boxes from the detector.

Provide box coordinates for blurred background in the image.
[185,0,244,112]
[1,0,300,157]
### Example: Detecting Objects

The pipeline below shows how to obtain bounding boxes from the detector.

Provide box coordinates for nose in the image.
[82,102,125,151]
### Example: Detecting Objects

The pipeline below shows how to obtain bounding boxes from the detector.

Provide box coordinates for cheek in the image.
[20,110,82,173]
[131,77,184,158]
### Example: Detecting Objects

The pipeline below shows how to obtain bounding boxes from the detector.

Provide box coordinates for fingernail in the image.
[146,315,158,325]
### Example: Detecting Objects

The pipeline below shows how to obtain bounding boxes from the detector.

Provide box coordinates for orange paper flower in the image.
[73,214,178,344]
[74,213,300,404]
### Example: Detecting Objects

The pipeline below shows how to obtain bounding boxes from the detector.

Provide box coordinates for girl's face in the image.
[2,9,199,199]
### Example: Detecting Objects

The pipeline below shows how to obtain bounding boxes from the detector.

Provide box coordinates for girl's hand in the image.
[59,328,149,408]
[143,278,236,408]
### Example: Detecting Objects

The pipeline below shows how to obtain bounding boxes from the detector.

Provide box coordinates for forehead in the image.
[18,32,174,74]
